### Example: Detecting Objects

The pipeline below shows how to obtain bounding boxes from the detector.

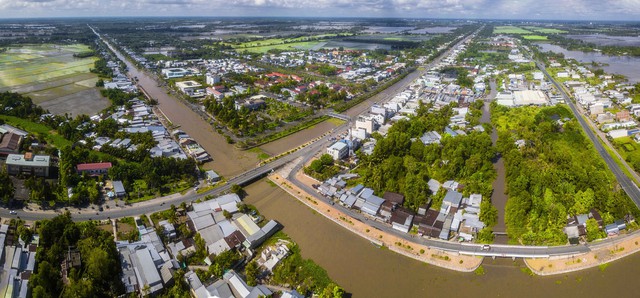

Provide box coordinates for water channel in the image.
[244,179,640,298]
[101,35,259,177]
[536,43,640,83]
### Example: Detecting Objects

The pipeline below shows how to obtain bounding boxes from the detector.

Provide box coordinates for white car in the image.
[9,210,17,215]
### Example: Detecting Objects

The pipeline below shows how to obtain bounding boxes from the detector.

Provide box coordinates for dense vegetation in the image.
[493,104,639,245]
[355,102,496,211]
[29,213,124,297]
[304,154,341,181]
[272,244,344,297]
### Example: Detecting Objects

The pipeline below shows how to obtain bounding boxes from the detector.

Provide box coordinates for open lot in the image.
[0,44,107,116]
[493,26,533,34]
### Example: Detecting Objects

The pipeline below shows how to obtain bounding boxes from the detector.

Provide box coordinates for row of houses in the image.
[317,175,486,242]
[0,224,37,298]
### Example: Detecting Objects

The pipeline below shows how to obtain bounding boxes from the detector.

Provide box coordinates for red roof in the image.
[77,162,112,171]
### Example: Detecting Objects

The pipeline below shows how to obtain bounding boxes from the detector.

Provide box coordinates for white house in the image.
[327,142,349,160]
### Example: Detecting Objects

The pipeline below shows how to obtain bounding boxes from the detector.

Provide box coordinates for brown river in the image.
[245,179,640,298]
[104,38,259,177]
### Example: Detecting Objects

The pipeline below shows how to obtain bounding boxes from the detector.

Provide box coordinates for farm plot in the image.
[0,44,107,116]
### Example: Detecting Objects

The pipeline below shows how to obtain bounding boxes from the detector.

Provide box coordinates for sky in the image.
[0,0,639,21]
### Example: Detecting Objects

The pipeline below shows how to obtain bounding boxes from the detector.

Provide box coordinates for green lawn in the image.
[493,26,533,35]
[248,147,271,160]
[523,35,548,40]
[0,115,72,148]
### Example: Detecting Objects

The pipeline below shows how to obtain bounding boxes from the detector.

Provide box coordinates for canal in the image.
[244,179,640,298]
[480,81,508,239]
[100,34,259,177]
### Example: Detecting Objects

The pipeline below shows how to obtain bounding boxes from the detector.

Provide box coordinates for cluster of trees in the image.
[90,58,113,77]
[440,67,473,88]
[304,154,341,181]
[29,213,124,297]
[100,88,140,106]
[296,85,348,109]
[355,102,496,211]
[493,104,639,245]
[0,92,46,120]
[0,170,15,204]
[272,244,344,297]
[58,145,197,204]
[457,41,510,65]
[308,64,338,76]
[204,97,277,136]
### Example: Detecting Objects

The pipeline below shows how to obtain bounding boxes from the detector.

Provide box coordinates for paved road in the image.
[537,62,640,208]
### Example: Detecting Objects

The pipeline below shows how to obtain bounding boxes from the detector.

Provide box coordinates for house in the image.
[206,73,221,85]
[162,68,188,79]
[382,191,404,207]
[158,220,177,240]
[175,81,202,95]
[327,141,349,160]
[77,162,112,176]
[361,195,385,217]
[112,180,126,197]
[223,270,272,298]
[0,132,22,157]
[5,153,50,177]
[205,170,221,183]
[441,190,463,214]
[390,207,414,233]
[420,131,442,145]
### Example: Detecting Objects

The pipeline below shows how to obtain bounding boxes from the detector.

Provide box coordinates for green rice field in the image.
[523,35,549,40]
[0,44,109,116]
[493,26,533,35]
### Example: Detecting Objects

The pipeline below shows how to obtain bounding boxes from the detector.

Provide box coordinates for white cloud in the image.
[0,0,637,19]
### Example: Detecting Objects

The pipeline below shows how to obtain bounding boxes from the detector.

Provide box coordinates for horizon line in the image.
[0,15,639,23]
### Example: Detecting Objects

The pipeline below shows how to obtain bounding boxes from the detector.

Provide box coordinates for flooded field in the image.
[106,40,259,177]
[259,120,341,156]
[537,43,640,82]
[38,88,109,117]
[0,44,107,116]
[409,26,457,34]
[244,179,640,298]
[364,26,414,33]
[567,34,640,47]
[321,40,391,51]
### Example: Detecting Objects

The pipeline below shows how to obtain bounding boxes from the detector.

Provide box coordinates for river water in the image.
[244,179,640,298]
[102,36,259,177]
[536,43,640,83]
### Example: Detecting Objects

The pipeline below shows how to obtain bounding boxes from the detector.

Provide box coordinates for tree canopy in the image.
[493,104,639,245]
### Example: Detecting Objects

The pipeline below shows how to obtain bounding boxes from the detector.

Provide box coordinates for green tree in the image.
[245,261,259,286]
[586,218,605,242]
[0,169,14,204]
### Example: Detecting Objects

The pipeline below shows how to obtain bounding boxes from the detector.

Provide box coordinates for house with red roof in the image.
[77,162,112,176]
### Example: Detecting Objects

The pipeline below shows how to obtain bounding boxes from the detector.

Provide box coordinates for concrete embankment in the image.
[525,231,640,276]
[269,172,483,273]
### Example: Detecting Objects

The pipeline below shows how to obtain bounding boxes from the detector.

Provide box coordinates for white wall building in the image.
[327,141,349,160]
